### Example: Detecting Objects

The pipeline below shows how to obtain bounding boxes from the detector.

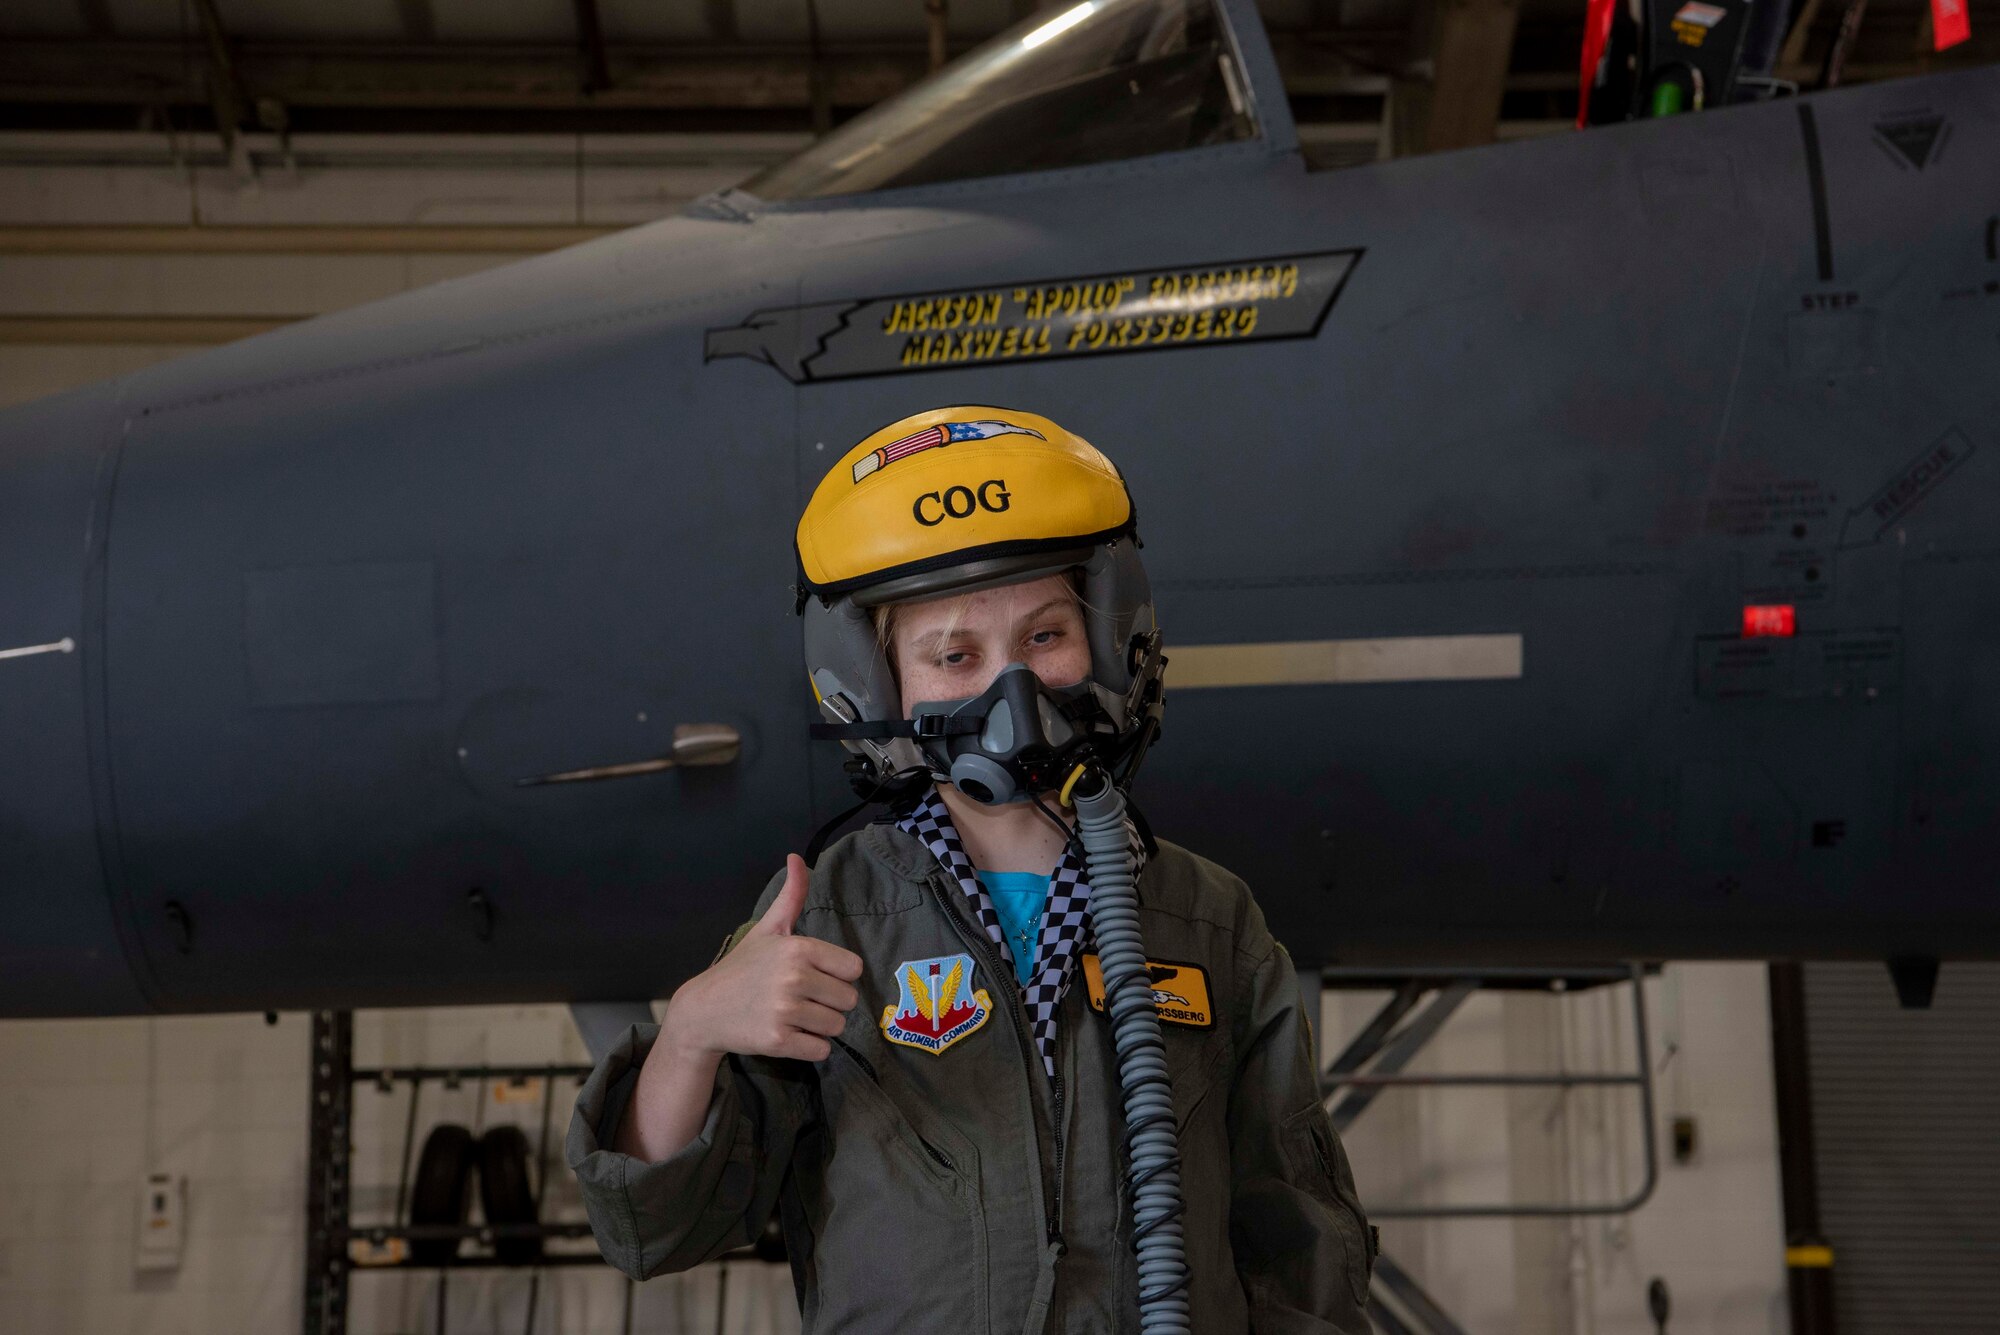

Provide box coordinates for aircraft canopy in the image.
[744,0,1258,201]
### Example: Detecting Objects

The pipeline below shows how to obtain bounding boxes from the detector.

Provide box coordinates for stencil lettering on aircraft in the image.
[1704,478,1832,539]
[703,250,1361,383]
[1839,427,1977,544]
[1694,633,1901,701]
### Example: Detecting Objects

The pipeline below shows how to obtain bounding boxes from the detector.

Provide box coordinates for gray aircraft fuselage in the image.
[4,2,1998,1017]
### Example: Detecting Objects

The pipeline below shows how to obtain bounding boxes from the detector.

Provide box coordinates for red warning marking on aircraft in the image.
[1743,605,1796,638]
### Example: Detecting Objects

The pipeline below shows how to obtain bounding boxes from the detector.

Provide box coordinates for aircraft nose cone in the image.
[0,385,153,1015]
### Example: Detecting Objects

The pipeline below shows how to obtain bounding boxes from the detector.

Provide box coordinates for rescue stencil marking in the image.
[703,249,1361,383]
[1081,955,1213,1027]
[1169,634,1524,688]
[881,953,993,1055]
[1839,427,1976,544]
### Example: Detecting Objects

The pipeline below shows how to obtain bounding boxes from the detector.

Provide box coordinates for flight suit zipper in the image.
[1051,1066,1066,1250]
[923,874,1067,1251]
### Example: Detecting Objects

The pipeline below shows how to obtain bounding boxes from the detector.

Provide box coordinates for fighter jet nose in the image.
[0,385,153,1015]
[0,234,807,1014]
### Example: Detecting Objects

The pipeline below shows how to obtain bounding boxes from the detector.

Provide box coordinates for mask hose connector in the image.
[1070,766,1190,1335]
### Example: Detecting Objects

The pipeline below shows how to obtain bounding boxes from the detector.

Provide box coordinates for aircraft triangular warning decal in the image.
[1875,114,1946,170]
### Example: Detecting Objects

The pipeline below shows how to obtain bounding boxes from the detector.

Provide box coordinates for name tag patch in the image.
[1080,955,1213,1027]
[881,953,993,1055]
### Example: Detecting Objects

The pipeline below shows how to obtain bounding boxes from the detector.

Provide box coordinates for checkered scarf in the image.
[897,785,1146,1078]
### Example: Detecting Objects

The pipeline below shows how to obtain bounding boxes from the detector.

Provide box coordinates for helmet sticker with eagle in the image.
[851,419,1044,483]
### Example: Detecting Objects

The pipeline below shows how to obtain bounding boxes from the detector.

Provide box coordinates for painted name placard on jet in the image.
[704,249,1361,383]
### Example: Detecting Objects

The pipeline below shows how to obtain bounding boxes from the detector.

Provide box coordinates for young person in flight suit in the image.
[567,407,1374,1332]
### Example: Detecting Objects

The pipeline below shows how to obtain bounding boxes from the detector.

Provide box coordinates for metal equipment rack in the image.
[303,1009,610,1335]
[1304,964,1660,1335]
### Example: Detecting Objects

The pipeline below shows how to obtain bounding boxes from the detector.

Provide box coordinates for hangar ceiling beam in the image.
[75,0,114,39]
[1820,0,1872,85]
[394,0,437,44]
[706,0,739,42]
[0,42,927,113]
[189,0,251,160]
[1426,0,1520,149]
[807,0,833,133]
[928,0,950,72]
[0,25,1979,130]
[0,225,619,254]
[0,315,297,345]
[1390,0,1521,155]
[0,36,1552,112]
[573,0,612,93]
[1263,28,1420,92]
[1779,0,1826,67]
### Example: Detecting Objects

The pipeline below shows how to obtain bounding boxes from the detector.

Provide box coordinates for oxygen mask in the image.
[908,662,1101,805]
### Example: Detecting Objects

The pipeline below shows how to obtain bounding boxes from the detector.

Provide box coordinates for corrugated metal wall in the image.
[1806,962,2000,1334]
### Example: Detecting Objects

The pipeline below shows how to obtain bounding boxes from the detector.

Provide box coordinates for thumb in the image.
[754,854,810,936]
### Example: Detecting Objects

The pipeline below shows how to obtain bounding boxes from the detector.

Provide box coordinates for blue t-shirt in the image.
[975,870,1052,987]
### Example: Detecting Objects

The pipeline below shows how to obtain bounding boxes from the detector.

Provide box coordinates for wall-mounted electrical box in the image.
[136,1172,186,1272]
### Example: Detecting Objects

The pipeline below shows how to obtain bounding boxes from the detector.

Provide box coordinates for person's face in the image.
[889,574,1089,714]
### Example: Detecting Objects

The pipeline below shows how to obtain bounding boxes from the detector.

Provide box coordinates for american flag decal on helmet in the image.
[851,419,1045,483]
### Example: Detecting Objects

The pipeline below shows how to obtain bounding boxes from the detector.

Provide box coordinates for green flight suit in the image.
[567,820,1374,1333]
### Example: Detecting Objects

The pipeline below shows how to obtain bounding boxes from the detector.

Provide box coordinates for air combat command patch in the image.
[881,953,993,1055]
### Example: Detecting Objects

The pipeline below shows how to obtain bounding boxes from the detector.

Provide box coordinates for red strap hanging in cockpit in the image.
[1931,0,1970,50]
[1578,0,1621,128]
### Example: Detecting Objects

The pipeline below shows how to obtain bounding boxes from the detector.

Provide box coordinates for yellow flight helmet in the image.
[795,406,1165,802]
[796,406,1137,608]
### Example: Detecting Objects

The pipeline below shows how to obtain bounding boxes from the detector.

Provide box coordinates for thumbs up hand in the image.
[753,853,813,938]
[663,855,865,1064]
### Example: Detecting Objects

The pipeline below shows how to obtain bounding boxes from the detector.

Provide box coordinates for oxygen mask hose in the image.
[1067,765,1190,1335]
